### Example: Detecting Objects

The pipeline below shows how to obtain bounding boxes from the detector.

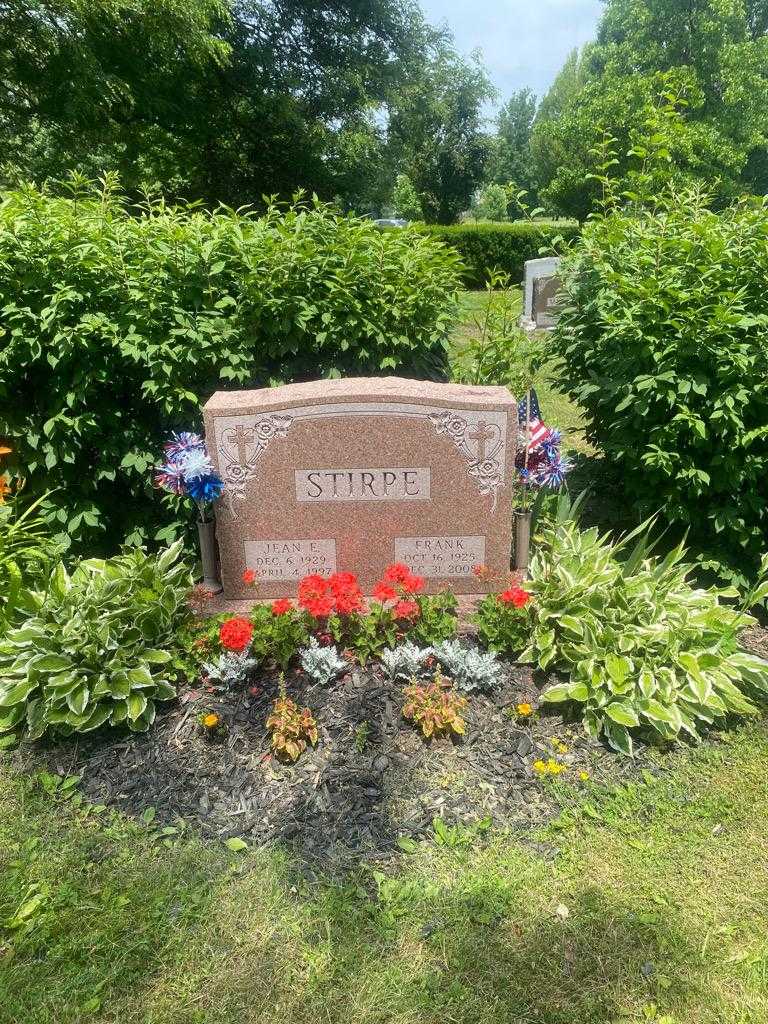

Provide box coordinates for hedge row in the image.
[0,181,463,553]
[554,190,768,585]
[417,222,581,287]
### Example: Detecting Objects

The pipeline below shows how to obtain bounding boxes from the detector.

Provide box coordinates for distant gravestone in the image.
[203,378,518,598]
[521,256,563,331]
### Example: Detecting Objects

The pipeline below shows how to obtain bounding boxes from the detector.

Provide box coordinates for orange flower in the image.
[516,702,534,717]
[203,713,220,729]
[0,476,11,504]
[0,446,11,457]
[383,562,412,584]
[219,617,253,652]
[500,587,532,608]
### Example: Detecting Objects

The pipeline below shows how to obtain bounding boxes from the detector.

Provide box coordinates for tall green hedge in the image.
[0,180,462,552]
[554,190,768,585]
[418,222,580,286]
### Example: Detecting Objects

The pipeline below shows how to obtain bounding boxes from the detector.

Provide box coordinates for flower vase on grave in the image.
[197,517,222,594]
[513,508,532,574]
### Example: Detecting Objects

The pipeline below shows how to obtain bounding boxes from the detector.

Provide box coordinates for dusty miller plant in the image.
[202,651,259,689]
[433,640,504,693]
[299,637,347,685]
[380,642,434,681]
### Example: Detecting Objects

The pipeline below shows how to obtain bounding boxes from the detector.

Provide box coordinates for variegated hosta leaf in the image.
[527,519,766,756]
[0,543,187,741]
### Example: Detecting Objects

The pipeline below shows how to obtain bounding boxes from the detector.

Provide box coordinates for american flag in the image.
[517,389,552,452]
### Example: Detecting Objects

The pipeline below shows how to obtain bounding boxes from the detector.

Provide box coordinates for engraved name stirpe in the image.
[219,415,293,516]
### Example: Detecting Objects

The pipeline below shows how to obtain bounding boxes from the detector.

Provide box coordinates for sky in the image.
[420,0,603,114]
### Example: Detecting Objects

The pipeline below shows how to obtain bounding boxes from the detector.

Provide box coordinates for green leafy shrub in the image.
[522,519,768,755]
[0,177,462,552]
[408,592,459,646]
[419,221,579,287]
[474,590,533,655]
[0,541,191,743]
[0,491,60,636]
[554,189,768,583]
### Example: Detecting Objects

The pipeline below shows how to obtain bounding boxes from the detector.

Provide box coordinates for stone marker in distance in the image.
[520,256,563,331]
[203,377,518,599]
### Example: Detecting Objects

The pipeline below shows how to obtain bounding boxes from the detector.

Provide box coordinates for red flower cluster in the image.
[297,572,364,618]
[371,563,424,620]
[272,598,292,616]
[394,599,419,620]
[499,586,532,609]
[219,616,254,651]
[242,568,258,585]
[382,562,424,593]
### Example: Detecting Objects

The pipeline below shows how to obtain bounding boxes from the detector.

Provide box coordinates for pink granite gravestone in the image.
[203,378,518,600]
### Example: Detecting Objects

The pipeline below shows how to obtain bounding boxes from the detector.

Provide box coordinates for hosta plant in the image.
[266,675,318,762]
[402,669,467,740]
[433,639,504,693]
[523,520,768,755]
[0,541,190,743]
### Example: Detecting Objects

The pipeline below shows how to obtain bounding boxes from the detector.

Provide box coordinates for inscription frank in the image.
[395,535,486,579]
[296,467,430,502]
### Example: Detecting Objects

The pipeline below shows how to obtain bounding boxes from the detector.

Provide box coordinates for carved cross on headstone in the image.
[231,424,255,468]
[468,420,495,463]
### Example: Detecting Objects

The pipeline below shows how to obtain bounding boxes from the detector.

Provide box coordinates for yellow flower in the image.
[579,771,590,782]
[532,759,548,776]
[203,713,220,729]
[516,702,534,717]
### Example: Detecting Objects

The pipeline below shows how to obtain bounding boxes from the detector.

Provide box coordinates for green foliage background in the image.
[0,179,462,552]
[419,222,580,287]
[554,188,768,583]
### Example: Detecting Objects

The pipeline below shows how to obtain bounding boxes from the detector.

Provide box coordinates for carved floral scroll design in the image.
[218,414,293,515]
[214,404,507,518]
[428,411,504,510]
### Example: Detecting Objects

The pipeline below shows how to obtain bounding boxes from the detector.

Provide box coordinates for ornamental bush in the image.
[0,178,462,552]
[554,189,768,584]
[0,541,191,744]
[418,222,579,287]
[523,518,768,755]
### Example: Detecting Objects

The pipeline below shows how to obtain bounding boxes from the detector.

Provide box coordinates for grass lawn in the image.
[1,724,767,1023]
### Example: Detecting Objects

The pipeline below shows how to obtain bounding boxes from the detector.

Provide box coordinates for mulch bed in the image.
[23,656,662,876]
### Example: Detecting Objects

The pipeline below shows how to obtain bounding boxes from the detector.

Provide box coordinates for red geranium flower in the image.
[335,591,364,615]
[304,594,335,618]
[383,562,412,584]
[500,587,532,608]
[372,581,398,603]
[298,574,327,604]
[242,568,258,585]
[401,573,424,594]
[272,598,292,615]
[393,599,419,620]
[219,616,253,652]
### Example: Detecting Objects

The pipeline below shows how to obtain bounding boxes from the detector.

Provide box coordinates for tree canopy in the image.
[529,0,768,219]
